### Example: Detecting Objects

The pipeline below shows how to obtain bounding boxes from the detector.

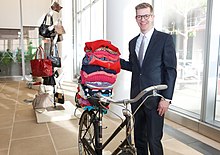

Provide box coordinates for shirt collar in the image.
[140,27,154,39]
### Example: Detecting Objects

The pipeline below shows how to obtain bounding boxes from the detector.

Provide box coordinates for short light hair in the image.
[135,2,154,13]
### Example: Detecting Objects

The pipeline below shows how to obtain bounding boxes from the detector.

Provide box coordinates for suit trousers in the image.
[132,104,164,155]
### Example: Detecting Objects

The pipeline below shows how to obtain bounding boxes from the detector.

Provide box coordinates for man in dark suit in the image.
[120,2,177,155]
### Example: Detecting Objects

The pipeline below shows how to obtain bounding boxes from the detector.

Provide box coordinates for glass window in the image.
[216,62,220,120]
[161,0,207,116]
[75,0,105,74]
[0,28,39,77]
[213,0,220,122]
[81,0,90,8]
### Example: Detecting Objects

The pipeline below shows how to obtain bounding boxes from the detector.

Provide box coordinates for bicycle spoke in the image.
[78,110,96,155]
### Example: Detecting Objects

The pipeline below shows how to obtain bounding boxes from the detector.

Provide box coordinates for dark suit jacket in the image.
[120,29,177,109]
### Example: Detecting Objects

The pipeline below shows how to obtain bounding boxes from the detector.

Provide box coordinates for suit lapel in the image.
[142,29,158,65]
[131,35,139,65]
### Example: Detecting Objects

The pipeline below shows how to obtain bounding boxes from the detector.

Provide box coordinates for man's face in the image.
[136,7,154,33]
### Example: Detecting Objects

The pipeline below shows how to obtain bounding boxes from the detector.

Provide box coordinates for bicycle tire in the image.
[78,110,97,155]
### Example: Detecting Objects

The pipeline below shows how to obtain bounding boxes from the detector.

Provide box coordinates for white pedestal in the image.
[35,101,81,123]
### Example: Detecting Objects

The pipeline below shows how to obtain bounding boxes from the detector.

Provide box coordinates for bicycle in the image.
[76,84,167,155]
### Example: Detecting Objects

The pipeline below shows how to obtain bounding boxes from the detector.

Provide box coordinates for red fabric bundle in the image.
[84,39,120,54]
[85,51,121,73]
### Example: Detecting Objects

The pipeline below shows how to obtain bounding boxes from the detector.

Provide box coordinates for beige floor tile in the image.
[163,139,203,155]
[0,81,219,155]
[57,147,78,155]
[50,126,78,150]
[0,95,17,105]
[10,135,56,155]
[16,102,33,111]
[0,95,16,103]
[12,120,49,139]
[103,131,126,152]
[0,93,18,101]
[47,119,79,129]
[165,119,186,130]
[1,84,18,94]
[0,128,11,149]
[16,95,35,104]
[16,90,35,106]
[18,86,36,91]
[0,93,5,98]
[179,127,220,150]
[2,87,18,92]
[14,109,36,122]
[0,100,16,115]
[65,96,75,104]
[162,133,173,141]
[0,114,14,128]
[18,88,37,96]
[0,149,8,155]
[102,117,125,135]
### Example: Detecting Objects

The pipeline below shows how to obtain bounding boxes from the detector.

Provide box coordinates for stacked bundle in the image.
[76,40,121,109]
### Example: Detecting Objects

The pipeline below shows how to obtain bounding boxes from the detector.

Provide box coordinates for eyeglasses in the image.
[136,14,152,20]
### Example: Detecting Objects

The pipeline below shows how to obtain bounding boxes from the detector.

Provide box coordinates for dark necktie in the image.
[138,36,146,66]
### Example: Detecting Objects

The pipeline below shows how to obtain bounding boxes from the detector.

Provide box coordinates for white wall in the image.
[106,0,139,117]
[0,0,51,28]
[106,0,152,117]
[0,0,20,28]
[22,0,51,26]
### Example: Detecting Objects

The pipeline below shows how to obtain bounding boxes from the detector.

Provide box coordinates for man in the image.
[120,2,177,155]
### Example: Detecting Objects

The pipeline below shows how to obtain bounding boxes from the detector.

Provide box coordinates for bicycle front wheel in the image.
[78,110,97,155]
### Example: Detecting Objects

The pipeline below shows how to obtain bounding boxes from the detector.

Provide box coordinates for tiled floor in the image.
[0,80,220,155]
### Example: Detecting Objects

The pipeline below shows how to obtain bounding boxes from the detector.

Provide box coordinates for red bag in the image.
[30,46,53,77]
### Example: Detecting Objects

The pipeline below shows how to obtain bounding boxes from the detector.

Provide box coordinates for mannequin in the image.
[47,10,54,16]
[51,1,63,13]
[47,10,54,31]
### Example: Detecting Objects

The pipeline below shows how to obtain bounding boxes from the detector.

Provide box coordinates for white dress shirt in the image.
[135,27,154,60]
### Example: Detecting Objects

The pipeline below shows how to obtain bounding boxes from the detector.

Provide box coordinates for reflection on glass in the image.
[162,0,207,115]
[0,28,39,76]
[216,43,220,121]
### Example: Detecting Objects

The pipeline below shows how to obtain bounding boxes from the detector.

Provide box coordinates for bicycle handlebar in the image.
[95,84,167,104]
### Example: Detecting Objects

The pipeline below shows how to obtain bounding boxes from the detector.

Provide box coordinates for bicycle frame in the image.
[78,84,167,155]
[79,104,135,155]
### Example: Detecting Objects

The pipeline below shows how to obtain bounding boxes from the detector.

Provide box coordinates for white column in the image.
[19,0,25,78]
[106,0,141,118]
[60,0,74,82]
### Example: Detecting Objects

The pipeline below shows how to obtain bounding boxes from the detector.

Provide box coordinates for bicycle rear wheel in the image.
[78,110,97,155]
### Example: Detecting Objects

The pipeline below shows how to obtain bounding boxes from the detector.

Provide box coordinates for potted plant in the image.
[0,49,13,65]
[0,49,14,76]
[16,41,36,63]
[16,41,36,74]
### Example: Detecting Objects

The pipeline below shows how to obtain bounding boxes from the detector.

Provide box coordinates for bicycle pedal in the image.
[119,147,136,155]
[102,126,107,129]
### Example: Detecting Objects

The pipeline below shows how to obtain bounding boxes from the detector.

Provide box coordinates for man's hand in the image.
[157,98,170,116]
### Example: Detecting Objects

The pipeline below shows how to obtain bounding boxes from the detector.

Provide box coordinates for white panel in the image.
[22,0,51,27]
[0,0,51,28]
[0,0,20,28]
